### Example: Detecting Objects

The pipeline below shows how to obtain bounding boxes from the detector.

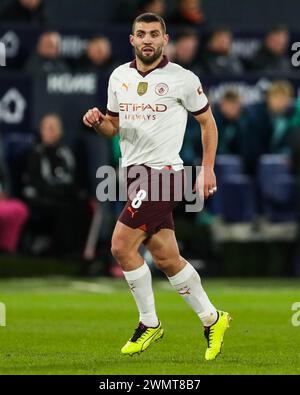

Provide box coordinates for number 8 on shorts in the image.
[132,189,147,209]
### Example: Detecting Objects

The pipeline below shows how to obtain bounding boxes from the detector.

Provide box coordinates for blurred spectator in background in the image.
[137,0,166,17]
[201,28,244,75]
[78,36,115,75]
[0,0,45,24]
[23,114,88,257]
[169,0,205,26]
[0,135,29,253]
[25,31,69,75]
[246,81,300,172]
[173,30,202,76]
[214,90,249,157]
[265,81,300,151]
[118,0,166,22]
[249,26,291,74]
[164,41,176,61]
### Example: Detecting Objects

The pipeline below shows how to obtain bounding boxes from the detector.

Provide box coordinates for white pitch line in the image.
[70,281,114,294]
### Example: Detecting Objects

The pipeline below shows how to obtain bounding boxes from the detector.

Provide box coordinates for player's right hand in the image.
[83,107,104,129]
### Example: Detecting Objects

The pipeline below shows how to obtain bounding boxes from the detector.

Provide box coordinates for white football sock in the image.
[168,260,218,327]
[123,262,159,328]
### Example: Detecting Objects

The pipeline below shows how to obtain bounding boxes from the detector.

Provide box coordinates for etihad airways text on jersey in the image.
[119,103,167,112]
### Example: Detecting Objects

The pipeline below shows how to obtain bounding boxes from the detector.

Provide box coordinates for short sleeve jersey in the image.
[107,56,209,169]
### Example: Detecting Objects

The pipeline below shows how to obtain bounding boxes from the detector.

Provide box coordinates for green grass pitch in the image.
[0,277,300,375]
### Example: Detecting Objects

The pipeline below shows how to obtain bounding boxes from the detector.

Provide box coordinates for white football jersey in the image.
[107,56,209,169]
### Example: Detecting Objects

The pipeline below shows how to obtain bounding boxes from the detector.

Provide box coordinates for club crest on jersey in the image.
[137,82,148,96]
[155,83,169,96]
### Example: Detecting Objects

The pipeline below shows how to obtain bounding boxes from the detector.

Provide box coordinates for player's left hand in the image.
[193,166,217,200]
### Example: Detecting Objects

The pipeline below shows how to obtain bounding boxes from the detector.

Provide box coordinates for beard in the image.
[135,46,163,65]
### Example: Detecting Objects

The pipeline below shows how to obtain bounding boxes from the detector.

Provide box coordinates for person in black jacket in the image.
[169,0,205,26]
[213,90,250,157]
[172,29,203,76]
[201,28,244,76]
[23,114,88,257]
[249,26,291,75]
[0,0,45,25]
[25,31,69,75]
[77,36,116,76]
[137,0,166,17]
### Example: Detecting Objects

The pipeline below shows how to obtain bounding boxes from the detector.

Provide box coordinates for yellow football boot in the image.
[204,311,232,360]
[121,322,164,356]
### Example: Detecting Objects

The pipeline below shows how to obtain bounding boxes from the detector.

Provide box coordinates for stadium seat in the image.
[257,154,297,222]
[214,155,244,182]
[220,174,257,222]
[210,155,246,217]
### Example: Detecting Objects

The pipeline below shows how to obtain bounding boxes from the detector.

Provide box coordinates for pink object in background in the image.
[0,199,29,253]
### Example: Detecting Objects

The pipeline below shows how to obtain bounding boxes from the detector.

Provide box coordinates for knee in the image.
[111,240,125,261]
[111,237,129,262]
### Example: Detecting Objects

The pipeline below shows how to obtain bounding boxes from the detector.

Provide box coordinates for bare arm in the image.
[194,106,218,168]
[193,106,218,199]
[83,107,119,138]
